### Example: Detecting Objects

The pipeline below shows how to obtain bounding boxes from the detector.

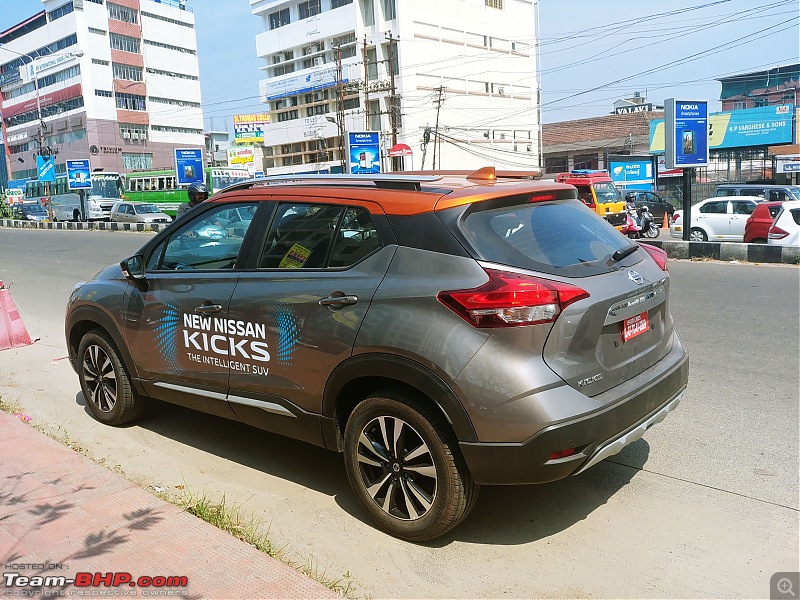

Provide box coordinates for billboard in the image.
[227,146,255,169]
[608,158,654,190]
[66,159,92,190]
[650,104,795,154]
[346,132,381,175]
[233,113,270,144]
[174,148,204,185]
[36,156,56,182]
[265,67,348,101]
[664,99,709,169]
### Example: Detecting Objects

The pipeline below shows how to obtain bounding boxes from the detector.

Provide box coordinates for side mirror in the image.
[120,255,146,280]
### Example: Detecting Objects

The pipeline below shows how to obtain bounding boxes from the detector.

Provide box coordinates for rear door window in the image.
[700,201,728,214]
[732,201,756,215]
[459,199,629,277]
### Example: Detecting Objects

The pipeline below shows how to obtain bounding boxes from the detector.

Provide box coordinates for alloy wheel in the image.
[356,415,438,521]
[82,344,118,413]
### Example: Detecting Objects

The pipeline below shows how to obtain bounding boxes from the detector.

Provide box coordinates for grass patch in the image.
[171,487,358,597]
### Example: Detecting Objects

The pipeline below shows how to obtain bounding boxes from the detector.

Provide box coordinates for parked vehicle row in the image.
[669,195,800,246]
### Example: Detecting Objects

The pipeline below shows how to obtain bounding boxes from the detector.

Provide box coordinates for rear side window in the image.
[700,201,728,214]
[732,201,755,215]
[768,205,782,218]
[716,189,737,197]
[459,199,628,277]
[791,209,800,227]
[768,190,787,202]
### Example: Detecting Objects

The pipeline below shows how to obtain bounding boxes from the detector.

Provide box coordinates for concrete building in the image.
[718,63,799,111]
[249,0,540,174]
[0,0,204,180]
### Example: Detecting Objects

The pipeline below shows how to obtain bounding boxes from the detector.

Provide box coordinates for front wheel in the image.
[689,228,707,242]
[73,209,82,222]
[645,223,660,238]
[77,330,146,426]
[343,391,478,542]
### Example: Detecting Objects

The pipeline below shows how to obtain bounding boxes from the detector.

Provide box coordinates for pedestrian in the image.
[175,182,208,220]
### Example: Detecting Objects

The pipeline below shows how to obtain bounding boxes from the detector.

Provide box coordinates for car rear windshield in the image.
[459,198,633,277]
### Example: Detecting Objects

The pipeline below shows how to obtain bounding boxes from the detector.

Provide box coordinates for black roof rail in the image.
[215,173,443,195]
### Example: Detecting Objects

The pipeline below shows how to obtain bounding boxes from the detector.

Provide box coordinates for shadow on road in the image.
[73,389,652,544]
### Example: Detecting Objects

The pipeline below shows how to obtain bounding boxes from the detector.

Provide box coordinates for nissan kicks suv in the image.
[65,168,688,541]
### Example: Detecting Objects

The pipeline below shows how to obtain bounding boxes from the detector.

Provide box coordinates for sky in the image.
[1,0,798,134]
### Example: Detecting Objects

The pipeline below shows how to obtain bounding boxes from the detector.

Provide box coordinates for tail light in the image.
[437,269,589,328]
[639,243,668,271]
[671,213,681,223]
[769,226,789,239]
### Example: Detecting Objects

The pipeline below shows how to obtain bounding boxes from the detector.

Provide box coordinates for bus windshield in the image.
[211,172,250,191]
[91,176,123,200]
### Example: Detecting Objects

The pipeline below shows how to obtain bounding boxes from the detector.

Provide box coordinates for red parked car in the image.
[744,201,783,243]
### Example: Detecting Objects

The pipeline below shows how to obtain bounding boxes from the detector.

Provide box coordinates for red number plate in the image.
[622,311,649,342]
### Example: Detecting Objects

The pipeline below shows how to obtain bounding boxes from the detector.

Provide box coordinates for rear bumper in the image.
[459,342,688,485]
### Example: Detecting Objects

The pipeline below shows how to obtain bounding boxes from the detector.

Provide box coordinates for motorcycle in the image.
[621,203,660,239]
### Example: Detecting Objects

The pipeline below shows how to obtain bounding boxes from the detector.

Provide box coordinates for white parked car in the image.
[767,200,800,247]
[110,201,171,224]
[669,196,761,241]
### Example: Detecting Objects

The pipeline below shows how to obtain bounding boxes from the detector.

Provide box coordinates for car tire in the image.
[77,329,146,426]
[689,228,707,242]
[343,391,478,542]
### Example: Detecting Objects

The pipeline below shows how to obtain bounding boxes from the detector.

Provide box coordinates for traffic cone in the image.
[662,211,669,229]
[0,280,35,350]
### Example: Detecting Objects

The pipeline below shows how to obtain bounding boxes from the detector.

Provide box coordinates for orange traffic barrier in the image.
[662,211,669,229]
[0,280,35,350]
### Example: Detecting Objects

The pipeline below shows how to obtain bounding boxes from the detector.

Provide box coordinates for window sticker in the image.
[279,242,312,269]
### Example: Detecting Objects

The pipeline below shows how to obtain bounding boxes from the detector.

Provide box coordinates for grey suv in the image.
[65,169,688,541]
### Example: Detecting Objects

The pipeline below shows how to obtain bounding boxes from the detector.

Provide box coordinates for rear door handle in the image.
[195,303,223,315]
[319,294,358,307]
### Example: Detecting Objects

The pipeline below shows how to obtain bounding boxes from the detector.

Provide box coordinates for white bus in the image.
[25,173,124,221]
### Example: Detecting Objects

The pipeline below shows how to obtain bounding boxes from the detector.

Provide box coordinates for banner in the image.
[233,114,270,144]
[227,146,255,167]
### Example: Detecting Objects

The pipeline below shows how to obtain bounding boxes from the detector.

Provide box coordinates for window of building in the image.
[381,0,396,20]
[269,8,290,30]
[116,92,146,111]
[303,56,326,69]
[331,0,353,8]
[275,63,295,76]
[733,100,746,110]
[143,39,196,54]
[4,65,80,99]
[146,67,198,80]
[0,34,77,82]
[367,47,378,81]
[122,152,153,170]
[306,104,329,116]
[361,0,374,26]
[148,96,201,108]
[110,33,140,53]
[340,46,357,59]
[277,110,300,122]
[299,0,321,19]
[305,90,329,103]
[113,63,143,81]
[96,89,113,97]
[87,0,103,4]
[92,58,110,65]
[343,97,360,110]
[89,27,107,35]
[368,100,380,131]
[140,11,194,28]
[151,125,203,135]
[48,2,75,22]
[753,97,768,107]
[332,32,356,48]
[486,0,503,8]
[302,42,324,56]
[107,2,138,23]
[120,123,148,140]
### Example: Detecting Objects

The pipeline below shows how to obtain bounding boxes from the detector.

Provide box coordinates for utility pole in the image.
[432,85,445,170]
[335,46,347,173]
[362,38,370,131]
[386,32,399,171]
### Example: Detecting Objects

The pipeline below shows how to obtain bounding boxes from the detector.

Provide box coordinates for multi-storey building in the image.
[718,63,799,112]
[250,0,540,174]
[0,0,204,180]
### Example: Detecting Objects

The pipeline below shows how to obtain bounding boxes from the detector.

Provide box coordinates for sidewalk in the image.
[0,411,339,599]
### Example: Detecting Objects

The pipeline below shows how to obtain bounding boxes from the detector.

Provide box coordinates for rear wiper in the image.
[611,244,639,262]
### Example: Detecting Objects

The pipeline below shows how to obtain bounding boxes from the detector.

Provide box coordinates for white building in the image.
[0,0,204,180]
[250,0,540,174]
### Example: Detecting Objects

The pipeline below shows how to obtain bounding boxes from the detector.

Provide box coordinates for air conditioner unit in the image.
[283,52,293,60]
[131,131,139,140]
[140,131,147,140]
[313,57,324,67]
[273,55,283,63]
[497,86,505,96]
[122,131,131,139]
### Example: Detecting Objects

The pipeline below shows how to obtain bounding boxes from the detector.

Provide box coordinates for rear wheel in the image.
[343,391,478,541]
[689,228,707,242]
[77,330,145,426]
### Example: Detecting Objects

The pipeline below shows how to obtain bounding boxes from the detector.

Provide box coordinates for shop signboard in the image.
[608,158,654,190]
[233,113,270,144]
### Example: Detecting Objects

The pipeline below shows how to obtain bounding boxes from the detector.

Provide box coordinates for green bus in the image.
[124,167,251,217]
